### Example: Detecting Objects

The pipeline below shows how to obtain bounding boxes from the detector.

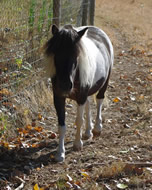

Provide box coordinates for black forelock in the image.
[45,25,79,56]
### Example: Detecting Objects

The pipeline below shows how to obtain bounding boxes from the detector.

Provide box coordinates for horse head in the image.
[45,25,88,95]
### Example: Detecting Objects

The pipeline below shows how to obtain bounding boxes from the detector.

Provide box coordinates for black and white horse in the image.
[45,25,114,162]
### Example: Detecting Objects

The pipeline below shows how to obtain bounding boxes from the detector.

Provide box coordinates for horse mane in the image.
[45,25,79,56]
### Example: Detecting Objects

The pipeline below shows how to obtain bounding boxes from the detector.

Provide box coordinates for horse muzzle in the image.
[59,81,73,96]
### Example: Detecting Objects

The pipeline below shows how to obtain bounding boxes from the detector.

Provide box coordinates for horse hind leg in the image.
[92,98,104,136]
[92,74,110,136]
[83,98,93,140]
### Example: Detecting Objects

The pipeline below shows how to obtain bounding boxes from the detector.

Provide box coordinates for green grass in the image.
[28,0,36,28]
[0,113,8,136]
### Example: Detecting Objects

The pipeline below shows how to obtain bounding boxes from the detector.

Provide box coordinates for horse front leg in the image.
[83,98,93,140]
[53,93,66,162]
[73,104,85,151]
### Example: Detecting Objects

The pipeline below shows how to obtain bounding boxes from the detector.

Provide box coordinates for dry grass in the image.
[0,1,152,189]
[13,80,54,127]
[95,0,152,51]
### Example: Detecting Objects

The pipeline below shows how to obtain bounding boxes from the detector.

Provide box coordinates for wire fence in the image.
[0,0,95,137]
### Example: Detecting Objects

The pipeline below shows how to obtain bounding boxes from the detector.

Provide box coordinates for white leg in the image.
[83,98,93,140]
[55,125,66,162]
[93,98,103,136]
[73,104,85,151]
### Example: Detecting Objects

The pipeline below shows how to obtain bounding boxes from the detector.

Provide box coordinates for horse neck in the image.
[77,39,95,88]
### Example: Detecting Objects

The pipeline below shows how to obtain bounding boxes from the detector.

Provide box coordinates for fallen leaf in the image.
[75,180,81,186]
[73,183,81,189]
[120,75,128,79]
[113,97,121,103]
[123,163,143,175]
[24,109,29,116]
[36,167,41,171]
[127,86,133,91]
[2,142,9,149]
[49,132,57,139]
[119,50,125,56]
[104,184,112,190]
[38,113,42,120]
[8,144,17,149]
[33,184,39,190]
[81,170,90,179]
[25,125,32,130]
[65,181,73,188]
[32,120,36,127]
[0,88,11,96]
[32,143,39,148]
[134,167,143,175]
[130,95,136,101]
[108,155,118,159]
[66,174,73,182]
[50,154,55,159]
[34,126,43,132]
[119,149,129,154]
[147,74,152,81]
[15,182,24,190]
[6,185,11,190]
[146,167,152,173]
[124,124,131,129]
[116,183,128,189]
[134,130,141,136]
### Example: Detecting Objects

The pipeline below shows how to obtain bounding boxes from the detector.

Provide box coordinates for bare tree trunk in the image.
[82,0,89,26]
[89,0,95,25]
[53,0,61,27]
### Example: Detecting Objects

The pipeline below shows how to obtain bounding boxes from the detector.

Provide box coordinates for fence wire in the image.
[0,0,91,136]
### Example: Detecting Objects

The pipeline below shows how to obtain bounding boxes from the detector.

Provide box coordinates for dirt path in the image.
[0,1,152,190]
[23,27,152,189]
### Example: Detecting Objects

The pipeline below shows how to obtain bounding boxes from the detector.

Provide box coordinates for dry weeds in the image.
[0,0,152,189]
[95,0,152,51]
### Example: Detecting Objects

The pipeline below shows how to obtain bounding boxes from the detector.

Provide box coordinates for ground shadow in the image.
[0,140,74,181]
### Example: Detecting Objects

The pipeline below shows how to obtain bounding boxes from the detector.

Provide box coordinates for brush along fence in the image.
[0,0,95,137]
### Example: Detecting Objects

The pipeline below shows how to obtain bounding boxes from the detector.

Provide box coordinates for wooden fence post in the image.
[53,0,61,27]
[82,0,89,26]
[77,0,83,26]
[89,0,95,25]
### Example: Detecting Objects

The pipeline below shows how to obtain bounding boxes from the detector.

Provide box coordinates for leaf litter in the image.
[1,1,152,190]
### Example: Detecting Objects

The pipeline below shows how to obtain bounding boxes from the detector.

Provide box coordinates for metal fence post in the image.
[53,0,61,27]
[89,0,95,25]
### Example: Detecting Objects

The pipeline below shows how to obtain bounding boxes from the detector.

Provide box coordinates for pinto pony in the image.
[45,25,114,162]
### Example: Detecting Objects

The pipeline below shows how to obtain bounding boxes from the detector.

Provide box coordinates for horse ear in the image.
[52,24,59,35]
[76,27,88,41]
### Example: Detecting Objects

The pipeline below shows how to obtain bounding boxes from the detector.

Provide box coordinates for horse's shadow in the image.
[0,140,73,180]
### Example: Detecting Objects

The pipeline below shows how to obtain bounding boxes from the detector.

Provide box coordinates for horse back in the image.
[77,26,114,65]
[76,26,114,92]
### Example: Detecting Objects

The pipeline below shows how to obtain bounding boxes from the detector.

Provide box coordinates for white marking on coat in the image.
[55,125,66,162]
[73,104,85,150]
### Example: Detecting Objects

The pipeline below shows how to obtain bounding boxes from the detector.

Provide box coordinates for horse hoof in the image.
[73,141,83,151]
[92,129,101,137]
[73,145,83,151]
[54,153,65,162]
[82,133,93,140]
